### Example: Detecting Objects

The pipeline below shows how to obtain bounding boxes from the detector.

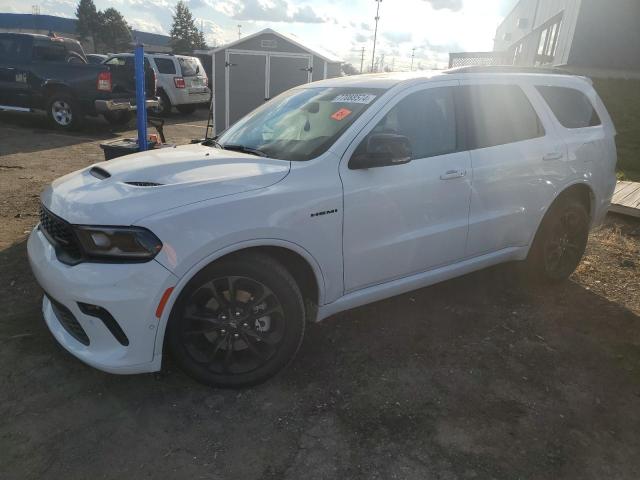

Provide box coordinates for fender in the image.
[151,238,327,360]
[524,179,596,251]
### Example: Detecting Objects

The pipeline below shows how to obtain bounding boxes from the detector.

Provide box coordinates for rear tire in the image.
[176,104,197,115]
[167,252,306,388]
[152,91,172,116]
[46,93,82,130]
[524,197,590,283]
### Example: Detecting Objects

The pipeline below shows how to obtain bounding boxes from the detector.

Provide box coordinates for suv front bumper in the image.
[95,97,159,113]
[27,226,176,374]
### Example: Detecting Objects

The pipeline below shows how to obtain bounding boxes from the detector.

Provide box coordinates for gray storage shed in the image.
[206,28,342,133]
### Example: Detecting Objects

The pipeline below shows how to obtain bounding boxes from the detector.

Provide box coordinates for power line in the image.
[371,0,382,72]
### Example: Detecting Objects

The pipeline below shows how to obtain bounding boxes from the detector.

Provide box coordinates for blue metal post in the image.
[134,41,148,152]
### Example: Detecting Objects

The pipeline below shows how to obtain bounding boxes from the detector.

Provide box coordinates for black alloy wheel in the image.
[526,197,589,283]
[167,253,305,387]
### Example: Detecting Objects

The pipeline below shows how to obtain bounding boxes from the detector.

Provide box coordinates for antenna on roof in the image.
[32,5,40,15]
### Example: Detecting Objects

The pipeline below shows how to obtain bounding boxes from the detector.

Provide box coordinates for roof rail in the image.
[444,65,575,76]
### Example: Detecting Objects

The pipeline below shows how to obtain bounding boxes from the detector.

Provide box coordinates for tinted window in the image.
[154,58,176,74]
[536,85,601,128]
[105,56,127,66]
[32,39,66,62]
[462,84,544,150]
[362,87,458,160]
[0,36,30,61]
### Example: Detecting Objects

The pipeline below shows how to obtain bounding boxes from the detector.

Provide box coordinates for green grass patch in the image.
[592,78,640,177]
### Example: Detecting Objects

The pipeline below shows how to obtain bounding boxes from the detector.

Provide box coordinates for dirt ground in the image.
[1,110,639,480]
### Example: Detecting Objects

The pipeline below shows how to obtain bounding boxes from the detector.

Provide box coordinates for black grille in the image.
[47,295,90,346]
[39,206,83,264]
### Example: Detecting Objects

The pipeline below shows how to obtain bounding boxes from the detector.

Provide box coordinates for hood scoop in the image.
[124,181,164,187]
[89,166,111,180]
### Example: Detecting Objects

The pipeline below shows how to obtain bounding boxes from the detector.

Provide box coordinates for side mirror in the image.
[349,133,412,170]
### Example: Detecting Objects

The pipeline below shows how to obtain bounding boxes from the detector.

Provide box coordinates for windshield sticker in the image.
[331,93,377,104]
[331,108,353,121]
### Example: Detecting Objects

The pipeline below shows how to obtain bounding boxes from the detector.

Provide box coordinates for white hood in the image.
[42,143,291,225]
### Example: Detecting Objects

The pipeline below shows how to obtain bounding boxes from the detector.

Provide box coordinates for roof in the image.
[0,13,170,47]
[300,66,587,90]
[303,70,445,89]
[213,28,342,63]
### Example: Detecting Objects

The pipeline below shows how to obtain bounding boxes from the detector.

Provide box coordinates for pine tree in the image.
[97,8,132,53]
[75,0,99,53]
[170,1,207,54]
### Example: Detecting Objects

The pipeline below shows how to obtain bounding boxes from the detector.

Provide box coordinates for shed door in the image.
[268,56,310,100]
[227,53,267,126]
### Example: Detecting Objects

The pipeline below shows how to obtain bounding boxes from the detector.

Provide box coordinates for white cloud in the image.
[383,31,412,45]
[423,0,463,11]
[226,0,326,23]
[128,18,167,35]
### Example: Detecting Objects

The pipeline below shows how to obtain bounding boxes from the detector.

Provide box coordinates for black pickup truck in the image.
[0,33,158,130]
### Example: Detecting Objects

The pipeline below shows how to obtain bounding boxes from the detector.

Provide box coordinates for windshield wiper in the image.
[202,138,224,149]
[223,144,269,158]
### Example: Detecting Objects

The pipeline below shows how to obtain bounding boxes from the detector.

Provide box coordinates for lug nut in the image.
[242,322,249,328]
[233,333,240,338]
[220,329,226,335]
[235,311,241,317]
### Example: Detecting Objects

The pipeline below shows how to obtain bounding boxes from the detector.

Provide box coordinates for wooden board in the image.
[610,181,640,218]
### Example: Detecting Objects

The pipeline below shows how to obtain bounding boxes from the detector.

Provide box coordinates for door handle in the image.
[543,152,563,161]
[440,169,467,180]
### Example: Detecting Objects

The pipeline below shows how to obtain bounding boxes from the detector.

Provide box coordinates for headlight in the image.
[74,226,163,261]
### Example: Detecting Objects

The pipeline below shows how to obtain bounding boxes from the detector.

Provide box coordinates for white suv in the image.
[106,53,210,115]
[28,69,617,387]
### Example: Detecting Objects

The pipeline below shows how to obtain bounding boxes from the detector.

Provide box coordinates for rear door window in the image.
[154,57,176,74]
[536,85,601,128]
[0,36,30,61]
[32,38,66,62]
[461,84,545,150]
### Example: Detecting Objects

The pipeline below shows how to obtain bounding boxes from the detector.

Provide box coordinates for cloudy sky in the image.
[1,0,517,69]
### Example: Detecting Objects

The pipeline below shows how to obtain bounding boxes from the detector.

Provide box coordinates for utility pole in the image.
[380,53,385,72]
[371,0,382,72]
[237,24,242,40]
[390,57,395,72]
[359,47,365,74]
[410,47,416,71]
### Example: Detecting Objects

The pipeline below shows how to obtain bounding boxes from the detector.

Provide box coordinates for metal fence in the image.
[448,52,513,69]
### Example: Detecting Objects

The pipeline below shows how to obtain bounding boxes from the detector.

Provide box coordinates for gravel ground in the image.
[1,110,639,480]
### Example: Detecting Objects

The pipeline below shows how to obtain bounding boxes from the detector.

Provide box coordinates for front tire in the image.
[46,93,81,130]
[167,253,306,388]
[524,197,590,283]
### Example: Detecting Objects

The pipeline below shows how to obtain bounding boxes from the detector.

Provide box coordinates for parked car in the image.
[0,33,158,129]
[105,53,210,116]
[86,53,108,64]
[28,68,617,387]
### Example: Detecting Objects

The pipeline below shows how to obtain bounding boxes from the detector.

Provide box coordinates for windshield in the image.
[217,87,384,161]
